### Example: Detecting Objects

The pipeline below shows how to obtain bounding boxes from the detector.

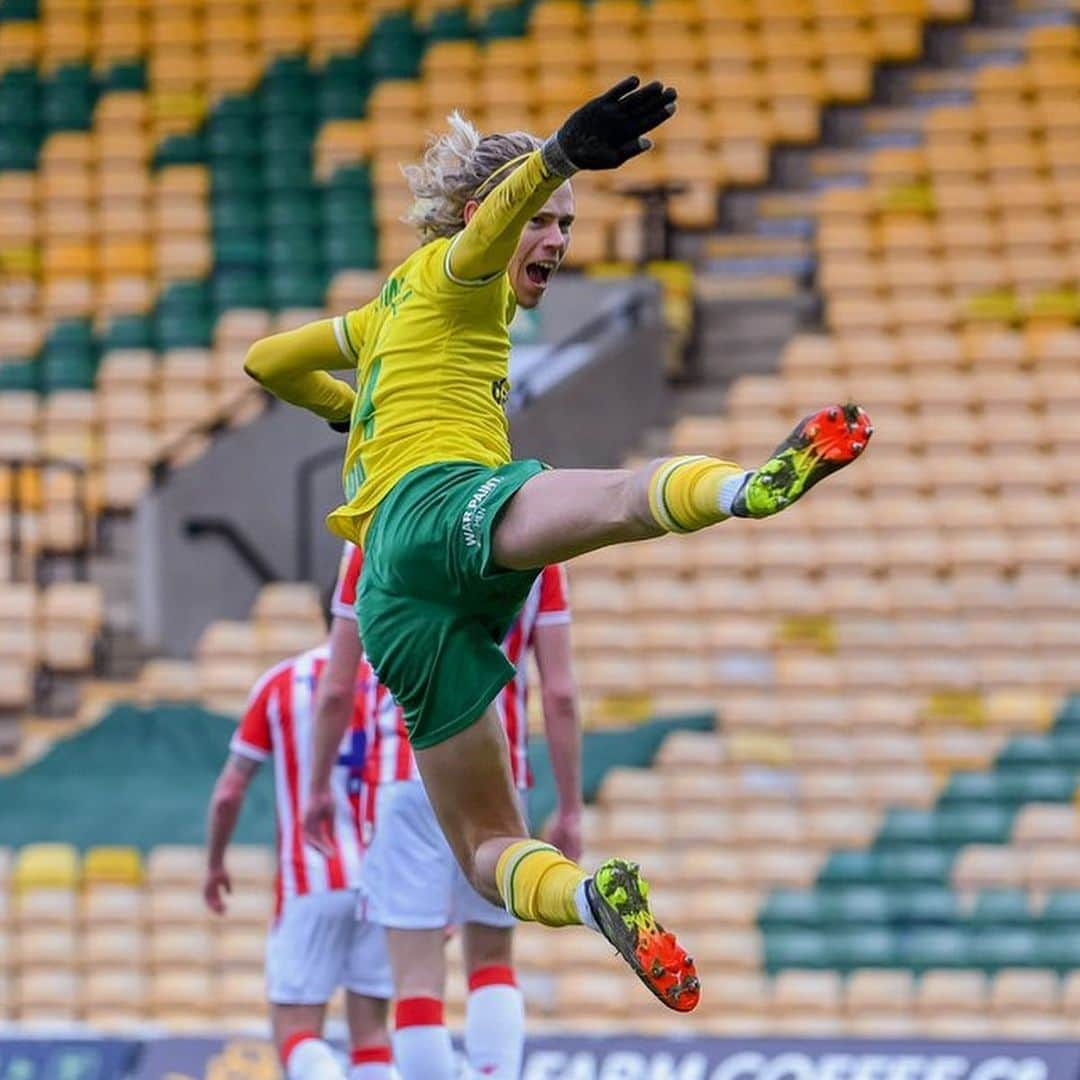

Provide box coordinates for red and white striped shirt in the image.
[230,645,371,909]
[331,542,570,789]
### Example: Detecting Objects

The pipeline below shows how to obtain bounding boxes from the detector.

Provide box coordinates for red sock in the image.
[393,997,454,1080]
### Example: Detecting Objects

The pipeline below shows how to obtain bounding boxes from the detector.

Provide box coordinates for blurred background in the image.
[0,0,1079,1069]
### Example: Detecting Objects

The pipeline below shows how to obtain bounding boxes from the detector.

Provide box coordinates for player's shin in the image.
[494,839,597,928]
[647,455,750,533]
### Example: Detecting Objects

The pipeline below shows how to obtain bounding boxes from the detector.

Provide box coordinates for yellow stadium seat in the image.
[83,846,144,888]
[14,844,79,892]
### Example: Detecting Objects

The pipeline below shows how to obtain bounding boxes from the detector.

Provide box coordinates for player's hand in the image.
[304,786,336,857]
[203,865,232,915]
[544,807,584,862]
[545,76,677,173]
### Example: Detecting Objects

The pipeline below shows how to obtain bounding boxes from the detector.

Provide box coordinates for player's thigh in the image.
[413,704,528,882]
[492,467,660,571]
[265,892,355,1006]
[362,780,457,930]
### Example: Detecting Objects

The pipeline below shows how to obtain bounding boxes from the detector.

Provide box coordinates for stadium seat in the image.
[83,846,143,888]
[13,844,79,891]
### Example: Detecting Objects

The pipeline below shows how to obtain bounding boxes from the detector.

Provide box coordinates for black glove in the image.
[328,418,350,433]
[542,75,678,175]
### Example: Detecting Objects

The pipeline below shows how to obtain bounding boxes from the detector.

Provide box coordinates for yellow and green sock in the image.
[647,455,751,532]
[496,840,588,927]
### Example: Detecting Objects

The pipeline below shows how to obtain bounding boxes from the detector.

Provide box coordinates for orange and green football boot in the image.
[585,858,700,1012]
[732,402,873,518]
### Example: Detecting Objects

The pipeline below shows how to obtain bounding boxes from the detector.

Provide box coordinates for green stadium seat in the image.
[264,159,313,194]
[103,316,154,352]
[325,230,377,272]
[763,929,832,972]
[212,272,269,312]
[427,7,473,42]
[819,850,882,887]
[1037,930,1080,974]
[212,162,263,199]
[208,120,260,160]
[879,846,953,885]
[759,890,824,931]
[369,15,423,79]
[892,884,960,925]
[318,56,370,122]
[1049,732,1080,768]
[269,269,326,310]
[212,200,265,234]
[481,4,530,40]
[969,927,1044,972]
[42,65,95,131]
[970,889,1034,929]
[820,886,893,926]
[905,927,973,971]
[1042,891,1080,930]
[155,133,207,167]
[0,70,39,133]
[829,927,899,971]
[267,196,320,232]
[1056,696,1080,730]
[0,127,37,170]
[0,361,39,393]
[877,809,937,850]
[998,767,1077,805]
[214,231,266,271]
[267,231,322,272]
[997,737,1057,770]
[102,61,146,93]
[935,806,1015,846]
[155,312,212,351]
[940,771,1007,807]
[0,0,37,18]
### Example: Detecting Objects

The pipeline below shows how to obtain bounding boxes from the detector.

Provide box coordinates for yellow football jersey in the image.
[325,235,518,544]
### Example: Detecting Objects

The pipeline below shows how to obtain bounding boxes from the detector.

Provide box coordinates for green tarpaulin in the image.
[0,704,715,851]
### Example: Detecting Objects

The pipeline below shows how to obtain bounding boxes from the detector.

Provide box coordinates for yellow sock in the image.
[648,455,746,533]
[495,840,587,927]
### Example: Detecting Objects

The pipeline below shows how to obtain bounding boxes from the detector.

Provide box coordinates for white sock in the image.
[574,877,602,933]
[466,967,525,1080]
[349,1067,392,1080]
[718,470,754,515]
[393,997,455,1080]
[285,1035,346,1080]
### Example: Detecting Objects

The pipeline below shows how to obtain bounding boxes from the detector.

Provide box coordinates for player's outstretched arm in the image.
[204,754,258,914]
[243,318,356,424]
[448,75,677,283]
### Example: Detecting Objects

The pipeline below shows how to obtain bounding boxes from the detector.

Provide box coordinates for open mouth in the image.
[525,260,557,287]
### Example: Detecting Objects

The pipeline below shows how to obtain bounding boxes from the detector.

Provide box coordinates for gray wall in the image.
[135,279,669,657]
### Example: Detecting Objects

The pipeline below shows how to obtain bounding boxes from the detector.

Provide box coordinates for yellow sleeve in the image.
[446,149,568,285]
[243,317,357,421]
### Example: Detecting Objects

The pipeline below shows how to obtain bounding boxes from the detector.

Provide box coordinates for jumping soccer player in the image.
[245,76,872,1012]
[310,543,581,1079]
[204,646,393,1080]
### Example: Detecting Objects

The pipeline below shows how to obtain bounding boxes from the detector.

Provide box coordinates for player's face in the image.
[508,183,575,309]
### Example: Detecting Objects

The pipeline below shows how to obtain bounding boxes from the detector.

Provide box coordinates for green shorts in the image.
[356,459,546,750]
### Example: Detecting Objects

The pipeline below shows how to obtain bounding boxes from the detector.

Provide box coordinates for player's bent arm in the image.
[309,614,363,793]
[243,318,356,422]
[447,149,571,284]
[204,754,259,913]
[533,621,585,823]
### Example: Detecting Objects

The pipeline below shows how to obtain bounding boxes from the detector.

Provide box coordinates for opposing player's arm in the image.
[304,613,364,856]
[204,753,260,914]
[533,618,584,860]
[243,317,357,422]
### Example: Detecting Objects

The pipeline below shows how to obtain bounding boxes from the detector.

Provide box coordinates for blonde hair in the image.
[402,111,542,245]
